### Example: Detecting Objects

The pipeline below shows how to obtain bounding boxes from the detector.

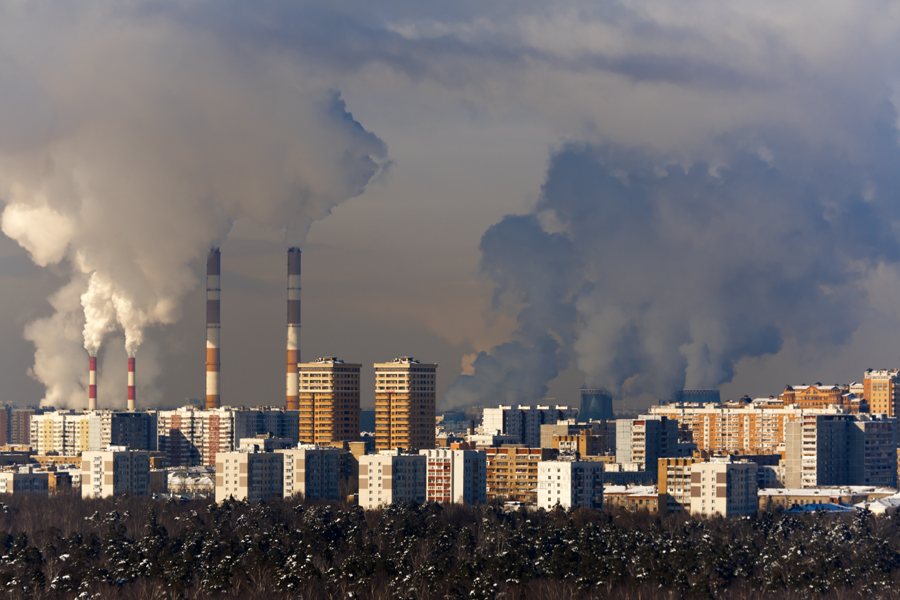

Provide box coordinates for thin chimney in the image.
[127,357,136,411]
[286,248,301,410]
[88,355,97,411]
[206,247,221,409]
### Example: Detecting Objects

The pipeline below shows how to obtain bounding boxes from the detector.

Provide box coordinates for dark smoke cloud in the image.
[445,115,900,408]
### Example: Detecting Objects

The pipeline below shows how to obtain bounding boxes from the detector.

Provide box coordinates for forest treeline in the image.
[0,493,899,599]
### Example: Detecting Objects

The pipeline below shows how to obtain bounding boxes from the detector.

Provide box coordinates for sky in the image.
[2,0,900,413]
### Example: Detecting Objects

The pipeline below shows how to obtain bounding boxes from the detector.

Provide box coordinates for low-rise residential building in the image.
[689,459,758,518]
[420,445,487,504]
[215,450,284,503]
[81,448,151,498]
[758,486,896,510]
[484,447,557,503]
[359,451,426,509]
[0,468,50,496]
[603,485,659,512]
[280,446,343,500]
[537,460,604,510]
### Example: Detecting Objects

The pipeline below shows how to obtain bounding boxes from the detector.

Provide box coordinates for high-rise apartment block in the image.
[298,357,361,444]
[375,357,436,451]
[420,446,487,504]
[359,451,427,509]
[658,457,697,513]
[484,447,557,503]
[784,413,897,488]
[216,450,284,503]
[281,446,343,500]
[30,411,155,455]
[82,448,151,498]
[689,459,758,517]
[615,416,679,474]
[482,405,579,448]
[863,369,900,417]
[537,460,604,510]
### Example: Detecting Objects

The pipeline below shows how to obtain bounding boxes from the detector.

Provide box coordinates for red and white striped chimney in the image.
[286,248,301,410]
[127,357,136,411]
[206,247,221,410]
[88,355,97,411]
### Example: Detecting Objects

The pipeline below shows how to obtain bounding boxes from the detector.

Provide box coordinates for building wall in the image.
[537,460,603,510]
[280,447,343,500]
[359,452,426,509]
[298,358,361,444]
[0,471,50,496]
[484,447,557,503]
[82,450,151,498]
[374,358,436,451]
[689,460,758,517]
[215,451,284,503]
[420,448,487,505]
[658,458,696,513]
[863,369,900,417]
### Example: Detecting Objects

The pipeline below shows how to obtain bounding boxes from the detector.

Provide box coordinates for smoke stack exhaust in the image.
[206,247,221,409]
[286,248,301,410]
[127,357,136,411]
[88,355,97,411]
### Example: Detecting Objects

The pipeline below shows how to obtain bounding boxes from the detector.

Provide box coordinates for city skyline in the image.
[2,1,900,412]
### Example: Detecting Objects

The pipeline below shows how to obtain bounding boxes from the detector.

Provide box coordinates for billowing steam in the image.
[0,3,387,407]
[446,130,900,409]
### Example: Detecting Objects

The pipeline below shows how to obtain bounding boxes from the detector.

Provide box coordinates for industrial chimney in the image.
[206,247,221,409]
[286,248,301,410]
[127,357,136,411]
[88,355,97,411]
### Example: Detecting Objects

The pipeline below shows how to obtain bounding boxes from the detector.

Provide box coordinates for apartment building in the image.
[0,468,50,496]
[649,402,858,455]
[863,369,900,417]
[484,447,557,503]
[420,445,487,505]
[298,357,361,444]
[536,460,604,510]
[158,406,300,467]
[238,435,293,452]
[0,407,42,446]
[280,446,343,500]
[359,451,426,509]
[658,457,696,513]
[540,420,615,454]
[215,450,284,503]
[689,459,758,518]
[482,405,579,448]
[615,416,679,474]
[778,384,866,412]
[784,413,897,488]
[82,448,151,499]
[374,357,437,451]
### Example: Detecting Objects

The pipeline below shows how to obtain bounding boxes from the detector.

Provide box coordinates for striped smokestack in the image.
[286,248,301,410]
[206,247,221,409]
[88,355,97,411]
[127,357,136,411]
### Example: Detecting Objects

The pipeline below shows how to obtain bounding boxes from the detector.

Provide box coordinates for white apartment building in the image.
[420,447,487,505]
[31,411,155,456]
[82,447,151,499]
[359,451,426,509]
[537,460,604,510]
[0,469,50,496]
[689,459,758,518]
[215,450,284,503]
[481,405,579,448]
[280,446,343,500]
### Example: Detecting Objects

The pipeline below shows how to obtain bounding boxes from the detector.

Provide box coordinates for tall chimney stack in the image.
[127,357,136,411]
[286,248,301,410]
[206,247,221,410]
[88,355,97,411]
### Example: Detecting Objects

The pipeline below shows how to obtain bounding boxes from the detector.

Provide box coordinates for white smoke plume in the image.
[0,1,388,407]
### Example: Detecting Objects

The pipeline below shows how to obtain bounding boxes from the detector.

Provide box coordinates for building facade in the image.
[536,460,604,510]
[280,446,343,500]
[215,450,284,503]
[0,469,50,496]
[484,447,557,503]
[82,448,151,498]
[689,459,758,518]
[863,369,900,417]
[298,357,361,444]
[375,357,437,451]
[615,416,679,474]
[359,451,426,509]
[420,446,487,505]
